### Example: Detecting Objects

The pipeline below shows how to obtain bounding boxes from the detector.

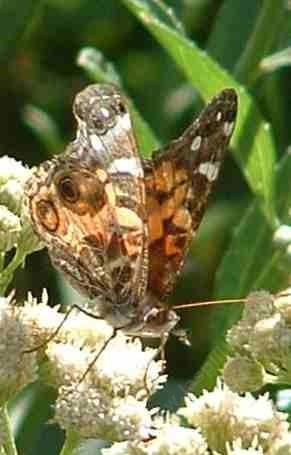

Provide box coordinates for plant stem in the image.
[0,249,25,296]
[234,0,284,85]
[59,431,81,455]
[1,405,18,455]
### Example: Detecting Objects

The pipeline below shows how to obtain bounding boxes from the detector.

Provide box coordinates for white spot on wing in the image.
[119,113,131,131]
[197,161,220,182]
[109,113,132,137]
[90,134,104,152]
[223,121,234,136]
[191,135,202,151]
[108,157,143,177]
[216,111,222,121]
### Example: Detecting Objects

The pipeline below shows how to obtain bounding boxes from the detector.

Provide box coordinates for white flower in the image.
[225,438,264,455]
[16,293,166,442]
[0,180,26,215]
[102,424,208,455]
[0,205,21,252]
[0,156,42,255]
[178,380,289,454]
[0,157,30,186]
[54,384,154,441]
[0,290,168,443]
[44,342,95,386]
[0,157,31,220]
[45,326,164,395]
[0,296,38,404]
[57,311,113,349]
[19,294,112,352]
[51,330,165,441]
[90,333,165,397]
[271,432,291,454]
[144,424,208,455]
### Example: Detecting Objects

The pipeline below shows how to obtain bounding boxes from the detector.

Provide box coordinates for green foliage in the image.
[1,0,291,453]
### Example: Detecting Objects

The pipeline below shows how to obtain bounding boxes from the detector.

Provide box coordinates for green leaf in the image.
[0,0,41,60]
[214,152,291,332]
[121,0,277,223]
[233,0,285,85]
[191,341,231,395]
[207,0,260,71]
[22,105,64,157]
[191,152,291,393]
[76,48,121,86]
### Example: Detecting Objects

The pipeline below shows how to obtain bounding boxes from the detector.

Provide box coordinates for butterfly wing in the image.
[144,89,237,301]
[26,84,148,318]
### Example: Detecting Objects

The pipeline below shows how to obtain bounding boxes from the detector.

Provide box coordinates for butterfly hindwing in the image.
[144,89,238,301]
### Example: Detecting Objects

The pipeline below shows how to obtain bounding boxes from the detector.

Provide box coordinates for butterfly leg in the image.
[22,304,76,354]
[76,326,117,386]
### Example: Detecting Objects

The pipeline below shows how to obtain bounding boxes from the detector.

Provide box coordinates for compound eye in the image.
[57,176,80,203]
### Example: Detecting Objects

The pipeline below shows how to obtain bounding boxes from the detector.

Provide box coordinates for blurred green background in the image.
[2,0,291,453]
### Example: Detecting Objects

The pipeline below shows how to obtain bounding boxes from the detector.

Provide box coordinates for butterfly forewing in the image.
[144,89,237,301]
[26,84,149,316]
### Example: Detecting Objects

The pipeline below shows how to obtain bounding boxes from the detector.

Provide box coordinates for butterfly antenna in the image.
[173,297,246,310]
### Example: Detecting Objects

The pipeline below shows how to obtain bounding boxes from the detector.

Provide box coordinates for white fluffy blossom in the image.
[0,295,38,404]
[54,383,154,441]
[50,333,165,440]
[0,156,31,218]
[0,205,21,252]
[0,156,31,187]
[0,156,41,255]
[3,289,291,453]
[178,380,289,454]
[0,289,167,442]
[102,424,208,455]
[225,438,264,455]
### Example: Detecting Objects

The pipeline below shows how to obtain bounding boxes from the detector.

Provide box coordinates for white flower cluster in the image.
[102,424,208,455]
[1,292,291,454]
[179,380,290,454]
[51,327,166,441]
[104,381,291,455]
[0,292,165,441]
[0,156,41,255]
[224,290,291,392]
[0,295,38,404]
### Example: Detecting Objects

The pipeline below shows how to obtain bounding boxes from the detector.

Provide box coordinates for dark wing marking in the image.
[144,89,238,301]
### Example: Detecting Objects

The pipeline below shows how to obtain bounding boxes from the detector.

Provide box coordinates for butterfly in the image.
[25,83,237,341]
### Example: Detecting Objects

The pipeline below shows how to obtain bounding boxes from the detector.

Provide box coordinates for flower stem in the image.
[1,405,18,455]
[234,0,284,85]
[0,249,25,295]
[59,431,82,455]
